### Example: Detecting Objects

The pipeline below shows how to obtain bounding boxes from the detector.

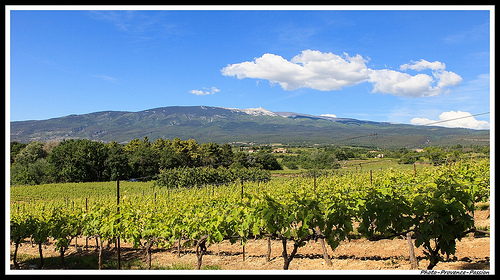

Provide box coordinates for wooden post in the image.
[241,179,244,201]
[116,180,121,270]
[240,179,245,261]
[242,241,246,261]
[370,170,373,186]
[406,232,418,269]
[266,235,272,262]
[315,228,332,267]
[177,231,182,258]
[313,171,316,194]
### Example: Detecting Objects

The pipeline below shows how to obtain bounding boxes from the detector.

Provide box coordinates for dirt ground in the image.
[9,209,490,272]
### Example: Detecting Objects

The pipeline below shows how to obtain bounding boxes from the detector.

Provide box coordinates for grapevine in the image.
[9,158,490,270]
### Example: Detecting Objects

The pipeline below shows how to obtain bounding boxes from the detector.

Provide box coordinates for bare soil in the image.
[9,209,490,271]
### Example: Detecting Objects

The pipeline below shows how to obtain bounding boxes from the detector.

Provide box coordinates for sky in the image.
[7,6,493,130]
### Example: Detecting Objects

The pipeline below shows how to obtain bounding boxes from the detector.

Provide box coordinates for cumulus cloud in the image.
[222,50,462,97]
[368,69,438,97]
[410,110,489,130]
[399,59,446,71]
[189,87,220,96]
[222,50,370,91]
[434,70,463,88]
[367,59,462,96]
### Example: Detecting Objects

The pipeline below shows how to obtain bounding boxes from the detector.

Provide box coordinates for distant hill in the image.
[10,106,490,148]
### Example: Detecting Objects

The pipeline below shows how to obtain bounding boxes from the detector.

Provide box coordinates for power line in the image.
[331,111,490,145]
[411,112,490,128]
[124,111,491,182]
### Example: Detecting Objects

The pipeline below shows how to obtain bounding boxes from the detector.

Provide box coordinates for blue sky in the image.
[8,6,492,129]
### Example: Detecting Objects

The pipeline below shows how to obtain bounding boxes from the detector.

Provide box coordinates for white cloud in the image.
[434,70,463,88]
[222,50,462,98]
[221,50,370,91]
[189,89,206,96]
[189,87,220,96]
[368,68,462,97]
[399,59,446,71]
[368,69,438,97]
[321,113,337,118]
[410,110,489,130]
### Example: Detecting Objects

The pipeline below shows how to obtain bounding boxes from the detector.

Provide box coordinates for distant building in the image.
[369,150,383,158]
[273,148,287,153]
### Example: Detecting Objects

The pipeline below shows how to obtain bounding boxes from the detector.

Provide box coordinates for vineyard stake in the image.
[406,232,418,269]
[370,170,372,186]
[240,179,245,261]
[313,171,316,194]
[116,179,121,270]
[241,179,244,201]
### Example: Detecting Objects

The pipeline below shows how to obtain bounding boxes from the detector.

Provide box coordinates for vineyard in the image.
[9,159,491,272]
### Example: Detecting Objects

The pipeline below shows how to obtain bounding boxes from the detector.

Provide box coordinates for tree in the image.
[104,142,130,181]
[152,138,169,151]
[11,141,50,185]
[302,149,339,169]
[172,138,201,167]
[255,153,282,170]
[220,143,234,168]
[124,138,142,153]
[13,141,47,166]
[282,155,299,170]
[158,143,181,170]
[398,152,421,164]
[128,140,159,179]
[10,141,28,165]
[200,142,222,167]
[230,151,256,169]
[424,146,446,166]
[334,150,348,161]
[47,139,107,182]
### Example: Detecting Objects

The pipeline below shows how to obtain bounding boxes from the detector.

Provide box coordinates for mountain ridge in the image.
[10,105,489,148]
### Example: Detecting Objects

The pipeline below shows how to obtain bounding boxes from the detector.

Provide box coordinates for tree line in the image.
[10,136,489,186]
[10,137,281,185]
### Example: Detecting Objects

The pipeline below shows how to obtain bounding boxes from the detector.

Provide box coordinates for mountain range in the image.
[10,106,490,148]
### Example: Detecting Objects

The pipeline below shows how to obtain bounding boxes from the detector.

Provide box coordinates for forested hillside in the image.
[10,106,490,148]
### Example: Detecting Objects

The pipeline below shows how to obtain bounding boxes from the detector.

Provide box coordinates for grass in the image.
[272,157,425,176]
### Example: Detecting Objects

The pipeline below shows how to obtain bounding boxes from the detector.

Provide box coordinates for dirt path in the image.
[9,235,490,271]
